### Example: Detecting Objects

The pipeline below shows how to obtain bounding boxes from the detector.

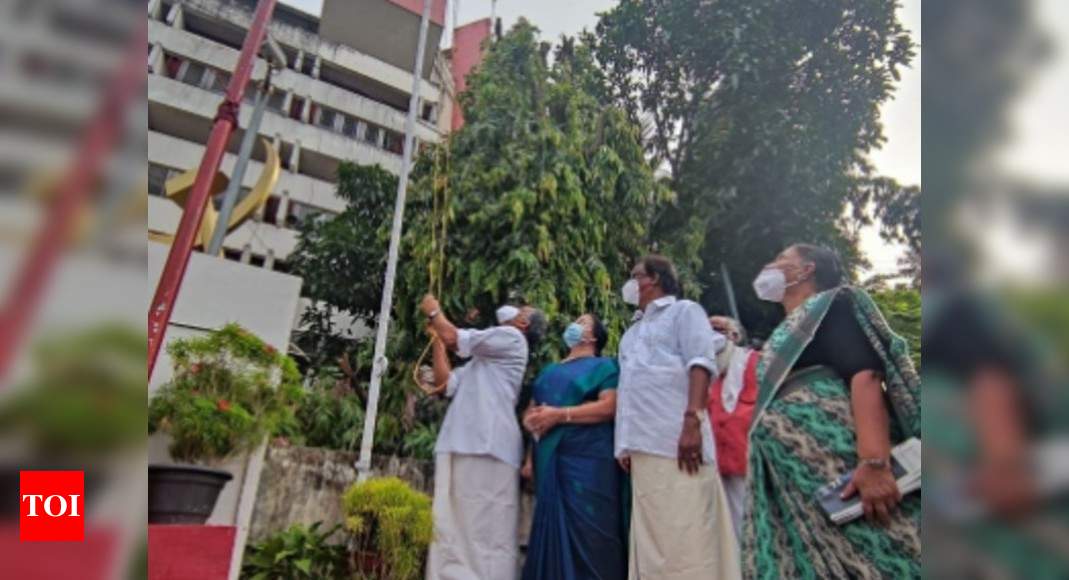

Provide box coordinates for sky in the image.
[281,0,921,275]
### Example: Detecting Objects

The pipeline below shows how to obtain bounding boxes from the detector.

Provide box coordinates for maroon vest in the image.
[708,349,760,477]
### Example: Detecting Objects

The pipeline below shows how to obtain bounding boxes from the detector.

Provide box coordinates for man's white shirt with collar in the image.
[615,296,725,464]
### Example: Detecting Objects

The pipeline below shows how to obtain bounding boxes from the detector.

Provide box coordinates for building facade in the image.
[147,0,455,273]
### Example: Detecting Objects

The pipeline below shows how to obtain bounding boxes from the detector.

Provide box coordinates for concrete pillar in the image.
[288,141,301,175]
[264,249,276,270]
[281,90,294,115]
[376,128,385,149]
[294,49,304,72]
[276,191,291,226]
[165,2,183,29]
[148,43,164,74]
[311,55,322,79]
[355,121,367,141]
[299,96,311,124]
[240,244,252,264]
[148,0,162,20]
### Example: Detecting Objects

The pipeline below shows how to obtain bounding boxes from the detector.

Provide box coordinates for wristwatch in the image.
[683,410,701,422]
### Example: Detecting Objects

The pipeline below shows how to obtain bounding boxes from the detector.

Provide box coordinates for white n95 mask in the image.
[622,279,641,306]
[753,268,788,303]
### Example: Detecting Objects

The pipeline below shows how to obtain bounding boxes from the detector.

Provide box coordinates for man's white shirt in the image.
[615,296,725,464]
[435,326,528,468]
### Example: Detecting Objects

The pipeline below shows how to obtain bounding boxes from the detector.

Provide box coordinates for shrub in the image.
[283,370,365,451]
[342,477,433,580]
[241,522,348,579]
[148,324,303,463]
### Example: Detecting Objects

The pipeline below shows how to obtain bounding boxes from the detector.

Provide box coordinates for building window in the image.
[289,96,305,121]
[383,130,404,155]
[148,164,176,197]
[342,116,360,139]
[300,56,315,76]
[178,60,207,88]
[316,107,337,131]
[208,69,230,94]
[363,124,380,146]
[163,54,182,79]
[272,259,290,274]
[249,253,266,268]
[286,200,334,228]
[223,247,243,262]
[262,194,282,225]
[267,89,286,114]
[421,102,435,123]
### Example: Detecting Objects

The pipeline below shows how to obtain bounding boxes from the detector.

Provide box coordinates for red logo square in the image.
[19,471,84,542]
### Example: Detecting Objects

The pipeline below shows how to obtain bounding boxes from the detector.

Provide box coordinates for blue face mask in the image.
[562,322,585,349]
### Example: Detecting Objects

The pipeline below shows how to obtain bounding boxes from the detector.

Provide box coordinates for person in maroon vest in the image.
[708,316,760,542]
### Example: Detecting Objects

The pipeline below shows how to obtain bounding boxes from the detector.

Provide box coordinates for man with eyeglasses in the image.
[615,255,741,579]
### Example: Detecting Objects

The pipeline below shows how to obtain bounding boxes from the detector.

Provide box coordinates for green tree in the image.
[870,288,921,369]
[593,0,916,335]
[289,164,397,372]
[289,20,668,455]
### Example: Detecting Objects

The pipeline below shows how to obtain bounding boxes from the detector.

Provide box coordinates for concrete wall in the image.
[247,445,433,542]
[248,444,536,548]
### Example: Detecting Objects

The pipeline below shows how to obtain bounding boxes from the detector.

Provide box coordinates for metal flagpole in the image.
[207,67,272,257]
[355,0,434,481]
[721,262,741,323]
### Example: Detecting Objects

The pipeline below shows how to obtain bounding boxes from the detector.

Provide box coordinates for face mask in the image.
[753,268,789,302]
[562,322,585,348]
[622,279,641,306]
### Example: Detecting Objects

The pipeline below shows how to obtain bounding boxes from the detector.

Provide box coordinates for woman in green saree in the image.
[743,244,921,579]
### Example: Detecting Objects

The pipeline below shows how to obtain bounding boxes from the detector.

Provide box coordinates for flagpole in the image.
[355,0,434,481]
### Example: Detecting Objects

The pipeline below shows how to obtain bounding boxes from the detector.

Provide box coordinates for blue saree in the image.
[522,356,629,580]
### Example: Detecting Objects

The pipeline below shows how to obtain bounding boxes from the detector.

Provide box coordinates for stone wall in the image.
[247,443,434,542]
[248,443,535,547]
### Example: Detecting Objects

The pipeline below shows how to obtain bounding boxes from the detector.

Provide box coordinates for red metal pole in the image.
[0,25,147,383]
[147,0,278,380]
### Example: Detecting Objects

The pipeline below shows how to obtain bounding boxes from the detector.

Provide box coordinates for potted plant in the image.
[148,323,302,524]
[342,477,433,580]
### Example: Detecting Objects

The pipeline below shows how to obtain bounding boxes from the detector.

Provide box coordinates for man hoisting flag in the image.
[419,293,546,580]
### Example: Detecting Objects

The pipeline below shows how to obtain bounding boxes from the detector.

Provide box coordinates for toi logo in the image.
[19,470,84,542]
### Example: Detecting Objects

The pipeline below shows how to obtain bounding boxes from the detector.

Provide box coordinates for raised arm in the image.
[420,294,459,351]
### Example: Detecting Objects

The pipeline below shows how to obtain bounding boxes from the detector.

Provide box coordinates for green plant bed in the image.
[242,522,349,579]
[343,477,433,580]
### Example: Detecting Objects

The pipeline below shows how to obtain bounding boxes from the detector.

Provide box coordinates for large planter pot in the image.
[148,464,233,524]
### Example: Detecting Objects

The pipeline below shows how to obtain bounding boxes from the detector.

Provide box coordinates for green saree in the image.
[743,286,921,579]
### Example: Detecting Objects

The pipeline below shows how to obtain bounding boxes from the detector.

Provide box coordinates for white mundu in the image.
[427,325,527,580]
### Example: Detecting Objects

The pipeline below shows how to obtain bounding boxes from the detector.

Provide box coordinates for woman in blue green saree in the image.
[521,314,628,580]
[744,244,921,579]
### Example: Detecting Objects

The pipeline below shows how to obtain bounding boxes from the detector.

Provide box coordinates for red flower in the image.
[190,363,202,375]
[264,345,277,356]
[217,399,231,412]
